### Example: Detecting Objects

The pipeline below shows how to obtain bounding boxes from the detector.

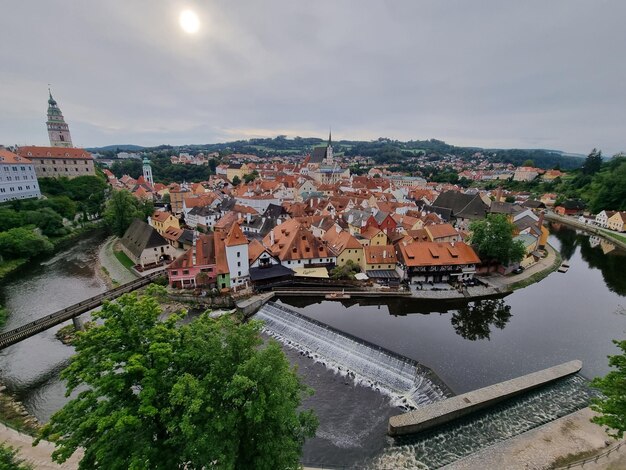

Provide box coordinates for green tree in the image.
[37,288,317,469]
[469,214,526,266]
[243,170,259,184]
[330,260,361,280]
[103,190,143,237]
[522,159,534,167]
[582,148,603,175]
[0,443,33,469]
[591,339,626,438]
[232,175,241,186]
[590,158,626,212]
[0,227,53,259]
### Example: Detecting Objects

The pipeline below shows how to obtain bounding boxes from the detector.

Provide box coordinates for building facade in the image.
[0,149,41,202]
[17,146,95,179]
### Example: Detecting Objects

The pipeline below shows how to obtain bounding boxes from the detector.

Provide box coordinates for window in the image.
[238,271,241,276]
[183,270,189,275]
[172,270,178,275]
[237,251,240,257]
[237,261,241,267]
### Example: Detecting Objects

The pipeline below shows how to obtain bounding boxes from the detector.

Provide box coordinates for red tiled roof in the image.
[398,241,480,267]
[364,245,397,264]
[17,146,93,160]
[0,149,31,164]
[224,222,248,247]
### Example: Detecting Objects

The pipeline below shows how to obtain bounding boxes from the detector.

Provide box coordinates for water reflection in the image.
[450,299,512,341]
[550,223,626,296]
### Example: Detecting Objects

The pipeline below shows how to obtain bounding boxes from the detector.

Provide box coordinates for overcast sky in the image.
[1,1,624,154]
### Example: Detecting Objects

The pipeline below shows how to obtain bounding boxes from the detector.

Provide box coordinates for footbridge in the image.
[0,270,164,350]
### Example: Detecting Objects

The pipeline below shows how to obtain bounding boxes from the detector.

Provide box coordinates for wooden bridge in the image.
[0,270,164,350]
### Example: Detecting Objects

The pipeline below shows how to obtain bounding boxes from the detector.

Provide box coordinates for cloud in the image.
[1,0,624,154]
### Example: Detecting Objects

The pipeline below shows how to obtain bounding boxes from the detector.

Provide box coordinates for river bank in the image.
[0,223,106,285]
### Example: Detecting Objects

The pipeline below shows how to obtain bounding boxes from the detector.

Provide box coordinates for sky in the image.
[1,1,625,155]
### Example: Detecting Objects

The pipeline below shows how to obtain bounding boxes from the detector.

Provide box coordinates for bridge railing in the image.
[555,440,626,469]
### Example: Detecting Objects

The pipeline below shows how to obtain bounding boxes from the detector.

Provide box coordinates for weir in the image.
[255,302,451,409]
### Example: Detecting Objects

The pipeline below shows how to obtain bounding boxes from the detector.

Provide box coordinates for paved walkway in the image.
[482,243,559,291]
[98,236,138,285]
[444,407,626,470]
[0,424,82,469]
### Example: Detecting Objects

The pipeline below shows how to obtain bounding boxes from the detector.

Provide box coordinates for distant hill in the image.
[86,144,146,152]
[86,137,587,170]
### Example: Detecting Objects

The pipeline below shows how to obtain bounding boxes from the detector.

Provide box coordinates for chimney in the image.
[246,212,251,223]
[270,229,275,245]
[537,211,545,230]
[383,249,387,259]
[238,212,242,220]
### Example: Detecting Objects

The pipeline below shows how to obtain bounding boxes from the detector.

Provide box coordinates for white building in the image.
[0,148,41,202]
[224,223,250,288]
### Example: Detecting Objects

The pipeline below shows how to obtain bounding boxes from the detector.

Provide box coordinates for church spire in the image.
[46,89,73,148]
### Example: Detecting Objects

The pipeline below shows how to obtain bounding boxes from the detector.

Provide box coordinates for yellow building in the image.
[322,227,364,267]
[362,245,397,272]
[607,211,626,232]
[226,163,250,183]
[357,226,388,246]
[149,211,180,235]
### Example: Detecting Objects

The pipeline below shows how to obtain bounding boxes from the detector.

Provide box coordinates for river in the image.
[0,226,624,467]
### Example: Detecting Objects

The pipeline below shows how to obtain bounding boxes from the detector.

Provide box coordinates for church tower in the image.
[46,90,73,148]
[142,157,154,187]
[324,130,334,165]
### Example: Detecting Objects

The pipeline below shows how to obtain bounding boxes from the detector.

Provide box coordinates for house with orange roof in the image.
[0,148,41,202]
[263,219,336,270]
[356,225,388,247]
[17,146,95,178]
[167,233,217,289]
[396,241,481,283]
[149,210,180,235]
[362,245,397,272]
[424,223,461,243]
[322,226,364,267]
[607,211,626,232]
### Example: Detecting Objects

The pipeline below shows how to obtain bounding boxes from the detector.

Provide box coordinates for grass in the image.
[601,229,626,245]
[0,258,28,283]
[113,249,136,271]
[509,246,562,291]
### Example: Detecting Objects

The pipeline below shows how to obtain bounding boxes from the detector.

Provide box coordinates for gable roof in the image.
[398,241,481,267]
[364,245,397,264]
[431,190,488,220]
[120,219,169,259]
[169,233,216,269]
[224,222,248,247]
[0,149,32,164]
[263,219,332,261]
[424,223,459,240]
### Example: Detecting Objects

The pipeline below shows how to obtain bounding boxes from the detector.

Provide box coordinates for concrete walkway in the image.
[444,407,626,470]
[0,424,82,469]
[482,243,558,291]
[98,236,138,285]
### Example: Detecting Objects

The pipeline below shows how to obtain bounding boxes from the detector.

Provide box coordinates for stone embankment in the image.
[388,360,582,436]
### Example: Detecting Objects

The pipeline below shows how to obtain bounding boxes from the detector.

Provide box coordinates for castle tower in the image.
[324,130,334,165]
[46,90,73,148]
[142,157,154,187]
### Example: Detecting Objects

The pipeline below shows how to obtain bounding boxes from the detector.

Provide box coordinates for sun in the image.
[179,10,200,34]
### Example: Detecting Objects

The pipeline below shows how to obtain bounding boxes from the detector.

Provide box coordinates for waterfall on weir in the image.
[256,302,451,409]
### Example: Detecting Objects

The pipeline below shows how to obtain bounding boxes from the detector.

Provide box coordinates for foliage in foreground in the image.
[0,443,33,470]
[36,286,317,469]
[591,339,626,439]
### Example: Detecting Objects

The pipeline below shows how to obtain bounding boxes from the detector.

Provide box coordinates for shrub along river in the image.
[0,224,624,467]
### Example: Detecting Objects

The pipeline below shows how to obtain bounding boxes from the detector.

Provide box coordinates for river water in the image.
[0,226,625,467]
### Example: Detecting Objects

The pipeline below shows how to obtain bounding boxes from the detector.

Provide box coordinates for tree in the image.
[469,214,526,266]
[243,170,259,184]
[522,159,534,167]
[104,190,143,237]
[330,260,361,280]
[232,175,241,186]
[0,443,33,469]
[0,227,53,259]
[582,148,603,175]
[37,287,317,469]
[591,339,626,438]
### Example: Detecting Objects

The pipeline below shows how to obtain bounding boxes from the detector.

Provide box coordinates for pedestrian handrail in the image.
[554,440,626,469]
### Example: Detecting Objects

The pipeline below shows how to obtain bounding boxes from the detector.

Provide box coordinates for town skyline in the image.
[1,1,625,155]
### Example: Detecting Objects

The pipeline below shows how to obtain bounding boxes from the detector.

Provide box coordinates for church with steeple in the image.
[46,89,73,148]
